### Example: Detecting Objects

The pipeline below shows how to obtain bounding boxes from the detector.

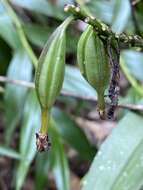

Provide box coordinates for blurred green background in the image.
[0,0,143,190]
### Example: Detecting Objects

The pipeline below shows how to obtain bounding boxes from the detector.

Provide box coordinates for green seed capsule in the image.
[35,17,73,150]
[77,25,93,77]
[36,30,63,110]
[35,17,73,111]
[77,26,110,118]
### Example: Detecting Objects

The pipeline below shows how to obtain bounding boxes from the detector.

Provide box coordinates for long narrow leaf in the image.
[0,146,20,159]
[35,153,51,190]
[121,50,143,81]
[82,112,143,190]
[4,50,32,144]
[0,11,21,49]
[15,90,40,190]
[52,108,96,160]
[63,66,97,97]
[11,0,65,19]
[50,125,70,190]
[35,126,70,190]
[111,0,131,33]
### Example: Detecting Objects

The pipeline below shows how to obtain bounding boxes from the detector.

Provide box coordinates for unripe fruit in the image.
[35,16,73,151]
[77,26,110,118]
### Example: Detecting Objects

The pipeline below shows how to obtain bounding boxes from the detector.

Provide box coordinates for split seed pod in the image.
[77,26,110,119]
[35,16,73,151]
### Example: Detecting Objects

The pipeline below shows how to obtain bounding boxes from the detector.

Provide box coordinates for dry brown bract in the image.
[36,132,51,152]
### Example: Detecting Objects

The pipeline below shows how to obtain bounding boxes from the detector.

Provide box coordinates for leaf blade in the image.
[0,146,20,159]
[82,112,143,190]
[52,108,96,160]
[50,126,70,190]
[4,50,32,144]
[121,50,143,81]
[63,65,97,97]
[111,0,131,33]
[15,90,40,190]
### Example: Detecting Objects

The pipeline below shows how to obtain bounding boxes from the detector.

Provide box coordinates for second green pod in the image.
[77,26,110,118]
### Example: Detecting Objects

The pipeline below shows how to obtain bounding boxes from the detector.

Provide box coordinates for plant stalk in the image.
[64,4,143,48]
[40,109,50,134]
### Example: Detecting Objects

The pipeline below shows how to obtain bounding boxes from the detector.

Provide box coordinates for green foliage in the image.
[52,108,96,160]
[0,12,21,49]
[35,153,51,190]
[82,112,143,190]
[0,0,143,190]
[111,0,131,33]
[0,146,20,159]
[15,90,40,190]
[12,0,66,19]
[0,37,11,75]
[50,125,70,190]
[63,65,97,97]
[4,50,32,144]
[121,50,143,81]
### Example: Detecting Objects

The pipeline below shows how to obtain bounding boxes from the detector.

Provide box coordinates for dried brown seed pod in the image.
[107,37,120,119]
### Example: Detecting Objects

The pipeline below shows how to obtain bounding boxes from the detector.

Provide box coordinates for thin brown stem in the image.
[64,4,143,48]
[0,76,143,112]
[0,76,34,88]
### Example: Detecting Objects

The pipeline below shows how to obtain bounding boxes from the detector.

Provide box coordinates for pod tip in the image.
[98,109,106,120]
[36,132,51,152]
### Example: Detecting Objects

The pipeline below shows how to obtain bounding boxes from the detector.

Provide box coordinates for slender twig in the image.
[0,76,143,112]
[118,103,143,111]
[1,0,38,68]
[64,4,143,48]
[0,76,35,88]
[0,2,143,113]
[64,4,143,96]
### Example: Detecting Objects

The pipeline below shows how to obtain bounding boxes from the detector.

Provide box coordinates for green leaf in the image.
[35,153,51,190]
[11,0,65,19]
[63,66,97,97]
[111,0,131,33]
[24,24,51,47]
[121,50,143,81]
[15,90,40,190]
[0,12,21,49]
[52,108,96,160]
[87,0,113,24]
[50,126,70,190]
[16,91,40,190]
[4,50,32,144]
[34,107,94,190]
[0,146,20,159]
[35,124,69,190]
[0,37,11,75]
[82,112,143,190]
